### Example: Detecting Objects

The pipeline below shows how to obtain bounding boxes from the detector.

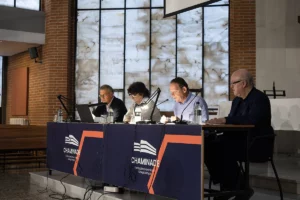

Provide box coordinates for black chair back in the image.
[249,126,275,163]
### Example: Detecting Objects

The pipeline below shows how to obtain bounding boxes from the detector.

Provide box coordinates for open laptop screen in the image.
[76,104,95,123]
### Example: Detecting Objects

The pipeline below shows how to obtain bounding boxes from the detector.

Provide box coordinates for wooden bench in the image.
[0,155,46,160]
[0,152,32,157]
[0,125,47,171]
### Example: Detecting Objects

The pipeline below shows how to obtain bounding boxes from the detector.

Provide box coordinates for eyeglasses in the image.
[230,80,243,86]
[99,94,107,98]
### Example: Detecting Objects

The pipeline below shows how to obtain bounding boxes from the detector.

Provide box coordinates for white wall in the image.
[256,0,300,98]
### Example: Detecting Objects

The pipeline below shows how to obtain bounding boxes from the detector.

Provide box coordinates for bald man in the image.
[205,69,273,200]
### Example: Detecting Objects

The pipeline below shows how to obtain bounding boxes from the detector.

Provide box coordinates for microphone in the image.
[157,99,169,106]
[175,91,200,124]
[149,88,161,123]
[57,94,72,121]
[144,87,161,105]
[136,87,161,124]
[57,94,81,122]
[88,102,107,107]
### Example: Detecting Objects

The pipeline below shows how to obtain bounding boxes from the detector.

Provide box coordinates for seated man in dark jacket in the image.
[206,69,273,200]
[92,85,127,123]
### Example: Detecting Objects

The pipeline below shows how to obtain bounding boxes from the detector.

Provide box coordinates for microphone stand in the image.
[148,88,161,124]
[143,87,161,105]
[175,90,200,125]
[57,95,76,122]
[136,88,161,124]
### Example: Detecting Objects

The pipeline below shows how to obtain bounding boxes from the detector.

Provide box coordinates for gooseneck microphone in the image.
[157,99,169,106]
[135,87,161,124]
[175,92,200,124]
[88,102,107,107]
[57,94,72,120]
[149,88,161,123]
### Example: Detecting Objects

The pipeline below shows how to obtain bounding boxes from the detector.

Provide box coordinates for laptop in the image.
[76,104,95,123]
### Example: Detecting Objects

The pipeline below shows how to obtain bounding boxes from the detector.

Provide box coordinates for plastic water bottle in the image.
[193,102,202,124]
[107,108,114,123]
[57,107,63,123]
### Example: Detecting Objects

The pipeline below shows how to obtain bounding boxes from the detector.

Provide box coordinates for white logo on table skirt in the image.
[65,135,79,147]
[134,140,156,156]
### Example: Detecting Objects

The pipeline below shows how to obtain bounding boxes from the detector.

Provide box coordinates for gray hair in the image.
[236,69,254,87]
[100,84,114,93]
[245,72,254,87]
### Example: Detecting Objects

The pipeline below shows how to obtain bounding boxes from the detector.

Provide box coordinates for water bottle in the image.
[57,107,63,123]
[107,108,114,123]
[193,102,202,124]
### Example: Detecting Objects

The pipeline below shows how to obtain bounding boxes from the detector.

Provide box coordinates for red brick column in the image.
[229,0,256,99]
[6,0,75,125]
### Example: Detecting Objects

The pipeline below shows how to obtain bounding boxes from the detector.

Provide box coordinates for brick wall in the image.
[229,0,256,99]
[6,48,49,125]
[6,0,75,125]
[5,0,255,124]
[43,0,76,122]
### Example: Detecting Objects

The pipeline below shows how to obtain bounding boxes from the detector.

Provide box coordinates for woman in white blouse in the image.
[123,82,161,123]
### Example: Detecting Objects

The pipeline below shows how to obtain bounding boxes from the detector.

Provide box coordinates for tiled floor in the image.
[0,171,299,200]
[0,154,300,200]
[250,154,300,183]
[0,172,51,200]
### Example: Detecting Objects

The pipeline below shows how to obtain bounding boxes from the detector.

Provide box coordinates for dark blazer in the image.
[225,87,274,161]
[92,97,127,122]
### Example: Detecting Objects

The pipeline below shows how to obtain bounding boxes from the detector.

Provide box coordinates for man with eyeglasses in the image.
[205,69,273,200]
[169,77,209,123]
[92,85,127,122]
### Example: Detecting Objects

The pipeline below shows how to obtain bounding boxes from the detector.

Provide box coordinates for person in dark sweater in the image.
[92,85,127,123]
[206,69,273,200]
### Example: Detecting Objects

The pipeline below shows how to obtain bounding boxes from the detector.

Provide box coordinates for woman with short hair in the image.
[123,82,161,123]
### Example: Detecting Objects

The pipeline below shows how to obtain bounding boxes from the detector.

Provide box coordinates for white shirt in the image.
[106,97,114,112]
[123,97,161,123]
